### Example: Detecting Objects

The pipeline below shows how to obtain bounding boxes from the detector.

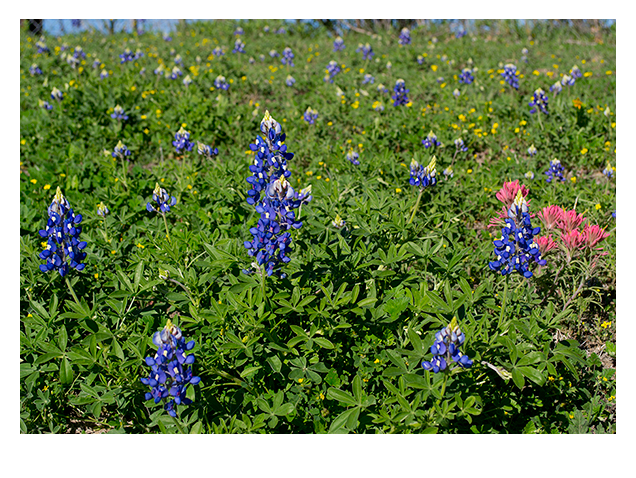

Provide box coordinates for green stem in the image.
[407,189,424,224]
[497,276,509,334]
[162,213,171,243]
[171,414,186,434]
[65,277,80,304]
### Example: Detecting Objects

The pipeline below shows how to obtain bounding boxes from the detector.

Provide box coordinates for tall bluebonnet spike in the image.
[112,140,131,159]
[147,183,177,214]
[244,111,310,277]
[197,141,218,159]
[544,159,565,183]
[140,319,201,417]
[488,190,546,278]
[303,107,318,125]
[286,75,295,87]
[501,64,519,90]
[409,156,437,189]
[281,47,294,66]
[324,60,340,83]
[459,68,474,84]
[111,105,128,121]
[214,75,229,90]
[333,36,345,51]
[173,127,194,154]
[398,28,411,45]
[233,38,245,53]
[422,131,442,149]
[38,187,87,277]
[422,318,473,373]
[529,88,549,115]
[356,43,374,60]
[392,79,410,106]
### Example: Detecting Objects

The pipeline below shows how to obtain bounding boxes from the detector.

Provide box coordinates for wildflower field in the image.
[19,19,617,434]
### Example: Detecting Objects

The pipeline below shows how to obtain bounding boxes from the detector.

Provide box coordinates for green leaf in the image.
[59,357,74,385]
[511,368,525,389]
[357,297,377,308]
[133,260,144,291]
[57,326,68,352]
[314,337,334,349]
[326,387,357,406]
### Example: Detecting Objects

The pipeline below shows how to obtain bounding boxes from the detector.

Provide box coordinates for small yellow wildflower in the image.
[30,179,37,184]
[571,177,577,184]
[395,188,402,193]
[43,184,51,190]
[581,148,588,155]
[111,250,116,254]
[467,169,473,174]
[595,204,602,210]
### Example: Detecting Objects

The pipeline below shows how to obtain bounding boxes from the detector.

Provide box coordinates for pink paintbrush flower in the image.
[535,235,558,255]
[558,209,586,233]
[537,205,564,231]
[582,224,609,249]
[495,180,530,209]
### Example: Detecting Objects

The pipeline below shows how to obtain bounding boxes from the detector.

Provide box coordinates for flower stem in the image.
[497,276,509,334]
[65,277,80,304]
[171,414,186,434]
[407,189,424,225]
[162,213,171,243]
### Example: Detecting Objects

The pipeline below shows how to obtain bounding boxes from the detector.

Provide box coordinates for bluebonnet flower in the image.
[259,54,265,62]
[153,64,164,76]
[324,60,340,83]
[29,63,42,76]
[140,67,146,76]
[409,156,437,189]
[286,75,295,87]
[97,202,110,217]
[214,75,229,90]
[372,101,384,112]
[234,26,244,36]
[392,79,410,106]
[197,141,218,159]
[303,107,318,125]
[233,39,245,54]
[174,54,183,65]
[346,150,360,165]
[140,319,201,418]
[332,214,345,229]
[146,183,177,214]
[417,55,425,65]
[436,77,444,84]
[169,66,182,80]
[602,162,614,179]
[212,46,224,57]
[92,58,101,69]
[269,49,279,58]
[173,126,195,154]
[529,88,549,115]
[570,65,582,79]
[119,48,135,64]
[544,158,565,183]
[65,53,80,69]
[73,46,86,59]
[386,61,392,70]
[443,166,454,178]
[264,25,270,33]
[112,140,131,159]
[549,81,562,96]
[527,144,537,156]
[244,111,312,277]
[421,318,473,373]
[100,69,109,80]
[455,29,467,39]
[36,39,50,54]
[454,138,468,153]
[249,57,255,64]
[377,83,389,94]
[50,87,63,102]
[422,131,442,149]
[488,190,546,278]
[561,74,575,87]
[459,68,474,84]
[163,34,172,42]
[398,27,411,45]
[501,63,520,90]
[333,36,345,51]
[281,47,294,67]
[183,75,192,87]
[276,27,286,34]
[111,105,128,121]
[39,99,53,110]
[38,187,87,277]
[453,88,461,98]
[362,73,375,85]
[356,43,374,60]
[525,171,535,180]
